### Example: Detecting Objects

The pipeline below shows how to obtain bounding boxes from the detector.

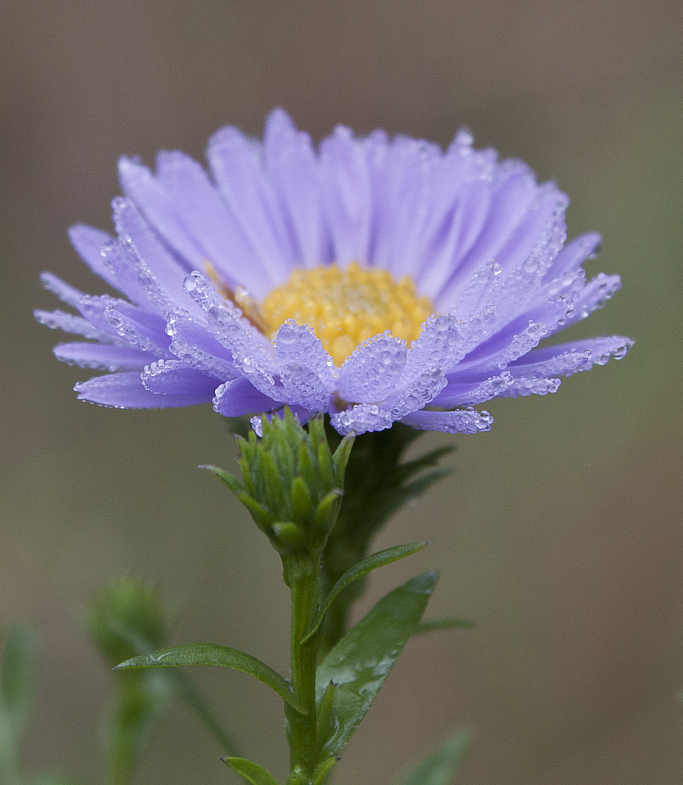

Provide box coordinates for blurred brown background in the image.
[2,1,683,783]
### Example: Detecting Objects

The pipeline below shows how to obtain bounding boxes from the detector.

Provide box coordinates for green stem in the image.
[285,556,321,782]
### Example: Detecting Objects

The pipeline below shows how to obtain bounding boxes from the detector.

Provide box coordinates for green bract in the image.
[204,409,354,557]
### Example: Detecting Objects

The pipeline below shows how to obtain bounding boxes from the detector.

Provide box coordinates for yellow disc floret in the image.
[261,262,435,365]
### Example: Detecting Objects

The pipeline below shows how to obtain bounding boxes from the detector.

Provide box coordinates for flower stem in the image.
[284,555,321,783]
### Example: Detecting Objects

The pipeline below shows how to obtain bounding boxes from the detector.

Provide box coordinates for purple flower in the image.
[36,109,632,436]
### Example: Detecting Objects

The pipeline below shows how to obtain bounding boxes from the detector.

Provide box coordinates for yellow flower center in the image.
[260,262,435,365]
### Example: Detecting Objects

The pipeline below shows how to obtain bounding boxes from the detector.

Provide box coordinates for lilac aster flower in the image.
[36,109,632,436]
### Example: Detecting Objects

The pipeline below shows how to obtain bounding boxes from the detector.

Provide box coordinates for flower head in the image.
[36,109,632,436]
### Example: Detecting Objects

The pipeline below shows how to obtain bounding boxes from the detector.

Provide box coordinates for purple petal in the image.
[542,232,602,282]
[154,150,275,298]
[370,136,440,278]
[99,238,171,314]
[75,372,211,408]
[34,309,121,343]
[213,376,279,417]
[557,273,622,332]
[319,126,372,266]
[68,224,122,292]
[456,295,571,373]
[401,314,468,383]
[39,272,84,309]
[331,403,394,435]
[78,295,171,353]
[207,125,295,282]
[401,408,494,434]
[54,342,151,371]
[183,273,285,402]
[508,335,634,375]
[432,373,515,406]
[495,376,561,398]
[384,367,448,419]
[274,321,335,411]
[112,197,199,312]
[141,360,218,396]
[166,308,237,379]
[426,165,535,304]
[437,182,568,308]
[118,157,208,268]
[264,109,326,269]
[337,333,407,403]
[493,182,568,273]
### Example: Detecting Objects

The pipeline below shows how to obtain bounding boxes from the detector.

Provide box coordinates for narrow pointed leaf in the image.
[201,464,243,494]
[222,756,280,785]
[302,543,428,644]
[331,433,355,480]
[414,617,475,635]
[316,571,438,756]
[394,727,474,785]
[115,643,305,714]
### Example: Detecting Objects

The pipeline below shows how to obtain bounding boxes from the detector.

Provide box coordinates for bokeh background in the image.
[2,1,683,783]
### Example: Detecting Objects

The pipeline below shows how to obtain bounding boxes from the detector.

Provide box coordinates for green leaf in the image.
[116,643,305,714]
[302,543,428,644]
[312,757,338,784]
[414,617,475,635]
[201,464,244,494]
[222,756,280,785]
[0,623,38,737]
[99,618,240,755]
[393,727,474,785]
[315,571,438,756]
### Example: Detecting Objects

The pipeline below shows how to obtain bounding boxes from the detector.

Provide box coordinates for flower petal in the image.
[337,333,407,403]
[34,309,122,343]
[112,197,199,313]
[75,372,211,408]
[78,295,171,353]
[207,125,294,282]
[54,342,150,371]
[508,335,634,375]
[68,224,122,292]
[542,232,602,282]
[141,360,219,396]
[183,273,285,402]
[166,308,237,379]
[369,136,440,278]
[264,109,326,269]
[118,157,207,268]
[330,403,394,435]
[39,272,84,309]
[213,376,280,417]
[319,125,372,267]
[154,149,276,298]
[401,408,494,434]
[274,321,335,411]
